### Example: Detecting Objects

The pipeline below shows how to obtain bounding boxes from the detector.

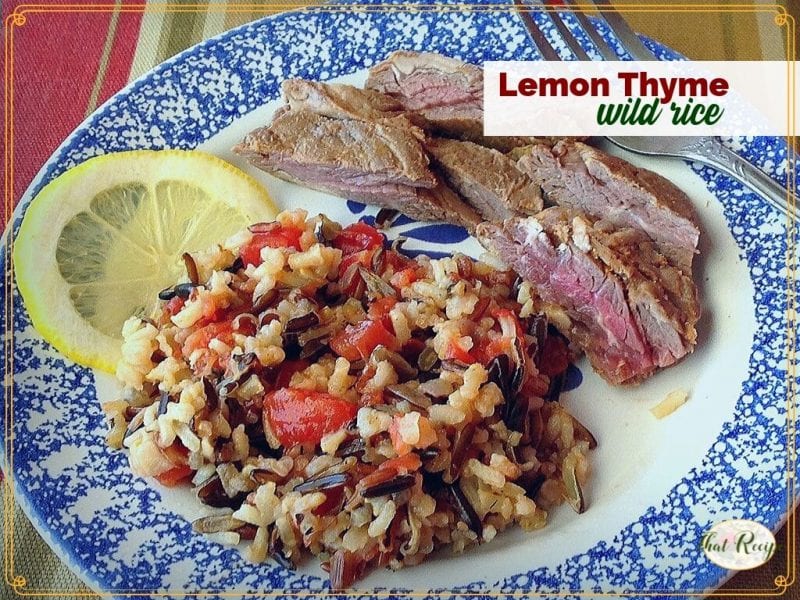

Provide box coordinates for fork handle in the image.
[682,138,793,220]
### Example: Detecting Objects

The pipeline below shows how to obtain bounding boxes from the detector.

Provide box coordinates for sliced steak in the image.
[366,51,566,153]
[477,208,699,384]
[426,137,543,221]
[514,141,700,273]
[234,110,481,230]
[233,109,436,189]
[281,79,404,122]
[366,51,483,113]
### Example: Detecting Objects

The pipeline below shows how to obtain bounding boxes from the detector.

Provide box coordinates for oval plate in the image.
[2,2,795,597]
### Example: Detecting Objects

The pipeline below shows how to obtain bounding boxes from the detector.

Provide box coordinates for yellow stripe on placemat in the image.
[202,0,229,41]
[85,0,122,116]
[129,6,168,81]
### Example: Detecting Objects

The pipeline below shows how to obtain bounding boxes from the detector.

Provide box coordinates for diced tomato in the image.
[338,248,377,296]
[165,296,185,316]
[162,442,189,466]
[240,224,304,266]
[275,359,310,389]
[183,321,234,355]
[389,419,411,456]
[389,267,419,291]
[471,336,510,365]
[368,297,398,330]
[332,221,385,255]
[262,388,358,447]
[339,248,376,275]
[314,486,345,516]
[360,389,384,407]
[330,319,398,362]
[538,335,571,377]
[379,452,422,474]
[155,464,193,487]
[195,305,226,328]
[367,296,398,320]
[443,338,476,365]
[385,249,414,271]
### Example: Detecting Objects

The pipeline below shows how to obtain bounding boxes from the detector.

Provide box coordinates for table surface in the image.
[1,0,797,597]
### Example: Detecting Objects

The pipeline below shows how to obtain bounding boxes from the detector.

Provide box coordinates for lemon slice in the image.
[13,150,276,373]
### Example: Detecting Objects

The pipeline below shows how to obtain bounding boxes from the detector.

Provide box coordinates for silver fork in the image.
[513,0,793,220]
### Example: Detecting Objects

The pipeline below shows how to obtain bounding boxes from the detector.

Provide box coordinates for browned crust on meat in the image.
[427,137,542,219]
[234,110,437,189]
[281,79,404,122]
[569,142,699,228]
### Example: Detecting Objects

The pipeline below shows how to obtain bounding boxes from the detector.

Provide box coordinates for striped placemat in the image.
[2,1,794,597]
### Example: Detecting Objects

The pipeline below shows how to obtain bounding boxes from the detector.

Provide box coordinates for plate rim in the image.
[2,4,796,597]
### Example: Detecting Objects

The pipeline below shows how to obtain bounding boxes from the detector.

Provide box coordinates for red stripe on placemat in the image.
[4,2,143,219]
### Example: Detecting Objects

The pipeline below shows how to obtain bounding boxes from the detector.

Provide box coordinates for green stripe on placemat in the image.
[155,3,205,65]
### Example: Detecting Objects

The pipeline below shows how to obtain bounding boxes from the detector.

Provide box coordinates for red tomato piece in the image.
[240,224,304,266]
[379,452,422,474]
[332,222,385,255]
[471,336,510,366]
[367,296,398,320]
[330,319,398,362]
[443,338,476,365]
[275,359,310,389]
[313,486,345,516]
[385,249,414,271]
[162,442,189,466]
[339,249,375,275]
[360,389,384,407]
[183,321,234,355]
[338,248,377,296]
[388,419,412,456]
[262,388,358,447]
[155,464,193,487]
[165,296,185,316]
[389,267,419,291]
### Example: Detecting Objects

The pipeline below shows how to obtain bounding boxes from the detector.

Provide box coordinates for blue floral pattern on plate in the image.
[1,2,796,598]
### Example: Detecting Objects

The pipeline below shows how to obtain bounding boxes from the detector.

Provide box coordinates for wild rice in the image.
[104,210,595,588]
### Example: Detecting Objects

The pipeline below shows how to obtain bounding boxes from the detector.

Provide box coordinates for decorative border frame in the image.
[2,2,796,597]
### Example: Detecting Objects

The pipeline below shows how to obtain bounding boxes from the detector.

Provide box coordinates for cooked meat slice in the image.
[546,209,699,369]
[480,136,578,153]
[418,181,483,231]
[233,110,437,189]
[234,110,481,230]
[426,138,543,220]
[366,51,483,112]
[239,164,479,231]
[590,219,700,351]
[281,79,404,122]
[366,51,484,140]
[514,141,700,273]
[477,208,699,384]
[477,213,655,384]
[366,51,583,152]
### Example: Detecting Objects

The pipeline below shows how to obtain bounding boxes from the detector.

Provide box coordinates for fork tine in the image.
[544,4,590,60]
[512,0,562,61]
[563,0,619,61]
[589,0,656,60]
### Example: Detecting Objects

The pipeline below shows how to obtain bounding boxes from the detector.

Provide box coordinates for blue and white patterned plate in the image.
[2,2,796,598]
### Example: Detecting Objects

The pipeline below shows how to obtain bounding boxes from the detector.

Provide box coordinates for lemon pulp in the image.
[14,150,276,373]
